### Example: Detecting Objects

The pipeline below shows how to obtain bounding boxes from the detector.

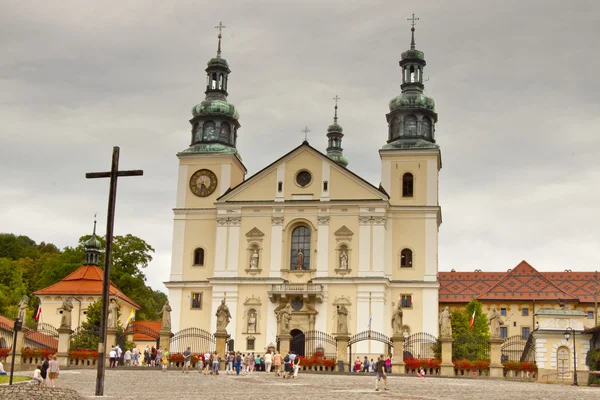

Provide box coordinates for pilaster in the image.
[269,215,284,277]
[489,337,504,378]
[316,215,329,278]
[335,333,350,372]
[439,336,454,376]
[391,334,406,373]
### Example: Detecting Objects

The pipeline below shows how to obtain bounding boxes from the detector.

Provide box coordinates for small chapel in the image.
[165,22,441,356]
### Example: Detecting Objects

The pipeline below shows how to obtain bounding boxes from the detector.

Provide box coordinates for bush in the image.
[404,358,442,370]
[586,348,600,385]
[452,359,490,370]
[68,350,98,360]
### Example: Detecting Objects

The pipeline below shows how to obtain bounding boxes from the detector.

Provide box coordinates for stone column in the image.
[335,334,350,372]
[391,334,406,374]
[278,333,292,355]
[159,329,172,352]
[439,336,454,376]
[214,330,228,360]
[5,330,25,368]
[488,337,504,378]
[56,327,73,367]
[105,328,117,364]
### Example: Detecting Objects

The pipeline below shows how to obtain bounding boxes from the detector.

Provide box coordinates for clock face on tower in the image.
[189,169,218,197]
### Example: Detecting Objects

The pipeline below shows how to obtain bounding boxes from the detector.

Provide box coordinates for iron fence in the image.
[520,333,536,362]
[69,326,100,350]
[23,323,59,350]
[0,321,13,350]
[169,328,215,354]
[289,330,337,358]
[403,332,438,360]
[501,335,527,362]
[452,332,490,361]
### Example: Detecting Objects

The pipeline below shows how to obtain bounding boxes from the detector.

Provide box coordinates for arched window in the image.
[219,123,231,143]
[404,115,417,136]
[203,121,216,140]
[400,249,413,267]
[421,117,432,137]
[194,248,205,266]
[211,73,218,89]
[290,226,311,270]
[402,173,414,197]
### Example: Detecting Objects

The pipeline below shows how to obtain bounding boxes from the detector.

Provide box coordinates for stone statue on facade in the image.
[17,295,29,325]
[60,297,74,328]
[249,249,259,269]
[336,305,349,334]
[297,249,303,269]
[488,306,504,338]
[215,299,231,332]
[403,328,409,340]
[391,301,403,335]
[340,250,348,269]
[439,306,452,337]
[107,298,119,329]
[247,310,257,333]
[160,300,172,331]
[276,303,292,334]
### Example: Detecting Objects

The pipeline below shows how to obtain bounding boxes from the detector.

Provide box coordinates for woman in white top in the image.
[48,355,60,388]
[32,365,43,384]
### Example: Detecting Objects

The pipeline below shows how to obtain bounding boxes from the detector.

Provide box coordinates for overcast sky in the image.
[2,0,599,293]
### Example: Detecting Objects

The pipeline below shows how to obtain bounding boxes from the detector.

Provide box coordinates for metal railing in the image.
[269,283,323,293]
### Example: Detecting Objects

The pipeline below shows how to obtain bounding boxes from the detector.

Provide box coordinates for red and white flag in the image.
[469,310,476,329]
[35,305,42,321]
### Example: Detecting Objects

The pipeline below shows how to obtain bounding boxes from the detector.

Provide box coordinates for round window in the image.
[291,297,304,311]
[296,171,312,187]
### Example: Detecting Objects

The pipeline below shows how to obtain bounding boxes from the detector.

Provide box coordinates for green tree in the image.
[0,258,28,317]
[451,299,490,361]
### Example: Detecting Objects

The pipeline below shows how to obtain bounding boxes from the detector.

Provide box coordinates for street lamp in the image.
[9,318,23,385]
[564,327,578,386]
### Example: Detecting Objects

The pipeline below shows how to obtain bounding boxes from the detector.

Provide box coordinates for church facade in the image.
[165,26,442,355]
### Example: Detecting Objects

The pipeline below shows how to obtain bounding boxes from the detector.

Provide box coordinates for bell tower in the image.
[176,22,246,209]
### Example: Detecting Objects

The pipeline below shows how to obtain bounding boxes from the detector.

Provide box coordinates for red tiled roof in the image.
[439,271,505,302]
[0,315,14,332]
[132,321,161,342]
[0,316,57,349]
[440,261,594,303]
[33,265,141,309]
[477,261,576,301]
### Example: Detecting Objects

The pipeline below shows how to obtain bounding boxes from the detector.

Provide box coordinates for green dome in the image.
[179,143,242,159]
[192,99,239,119]
[389,93,435,112]
[84,234,102,250]
[328,153,349,168]
[327,122,343,133]
[207,56,229,68]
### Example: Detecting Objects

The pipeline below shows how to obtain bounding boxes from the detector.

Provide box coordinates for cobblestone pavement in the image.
[15,369,600,400]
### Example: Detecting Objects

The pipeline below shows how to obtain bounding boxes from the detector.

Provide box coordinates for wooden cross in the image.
[407,13,419,28]
[302,126,311,142]
[86,147,142,396]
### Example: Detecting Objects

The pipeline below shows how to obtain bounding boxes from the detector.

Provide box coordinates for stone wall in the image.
[0,385,83,399]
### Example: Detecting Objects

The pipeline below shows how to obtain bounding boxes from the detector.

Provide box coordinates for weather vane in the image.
[302,126,311,142]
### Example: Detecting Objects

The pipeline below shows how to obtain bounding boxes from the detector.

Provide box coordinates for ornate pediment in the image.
[332,296,352,306]
[334,225,354,242]
[243,295,262,307]
[246,227,265,238]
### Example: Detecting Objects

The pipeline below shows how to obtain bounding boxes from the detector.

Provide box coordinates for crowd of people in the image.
[353,354,392,373]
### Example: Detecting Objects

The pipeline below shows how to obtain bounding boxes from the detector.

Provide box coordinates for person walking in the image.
[40,358,49,387]
[385,354,392,373]
[212,352,220,375]
[235,352,242,375]
[132,348,140,366]
[115,344,122,366]
[362,356,369,373]
[264,351,272,374]
[283,352,291,379]
[183,347,192,373]
[354,357,361,373]
[144,346,150,366]
[292,354,300,378]
[374,355,389,392]
[273,351,283,376]
[162,348,169,372]
[150,346,157,367]
[203,351,211,375]
[48,355,60,388]
[124,348,132,367]
[225,352,234,374]
[109,348,117,368]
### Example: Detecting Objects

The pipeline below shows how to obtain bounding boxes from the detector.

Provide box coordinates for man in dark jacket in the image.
[375,354,389,392]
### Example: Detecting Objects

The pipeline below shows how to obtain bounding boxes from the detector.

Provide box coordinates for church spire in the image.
[326,95,349,168]
[183,22,242,158]
[382,15,438,150]
[84,214,101,266]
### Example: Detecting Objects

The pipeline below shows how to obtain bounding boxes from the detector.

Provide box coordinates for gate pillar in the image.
[439,336,454,376]
[57,327,73,367]
[278,333,292,355]
[489,337,504,378]
[214,331,228,360]
[391,334,405,374]
[159,329,172,352]
[335,333,350,372]
[105,327,117,364]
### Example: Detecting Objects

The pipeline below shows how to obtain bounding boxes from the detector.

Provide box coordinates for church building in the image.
[165,24,442,355]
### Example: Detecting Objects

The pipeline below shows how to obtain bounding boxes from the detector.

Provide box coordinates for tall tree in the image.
[451,299,490,361]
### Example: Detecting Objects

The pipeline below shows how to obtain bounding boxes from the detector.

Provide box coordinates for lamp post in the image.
[564,327,578,386]
[9,318,23,385]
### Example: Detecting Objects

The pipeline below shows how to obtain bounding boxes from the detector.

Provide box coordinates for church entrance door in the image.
[290,329,305,356]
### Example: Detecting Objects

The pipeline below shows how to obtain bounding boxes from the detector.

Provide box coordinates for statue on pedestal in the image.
[488,306,504,338]
[249,249,259,269]
[336,305,348,334]
[60,297,74,328]
[276,303,292,334]
[247,310,257,333]
[392,301,403,335]
[340,250,348,269]
[439,306,452,337]
[296,249,304,270]
[17,295,29,325]
[160,300,172,331]
[215,299,231,332]
[107,298,119,329]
